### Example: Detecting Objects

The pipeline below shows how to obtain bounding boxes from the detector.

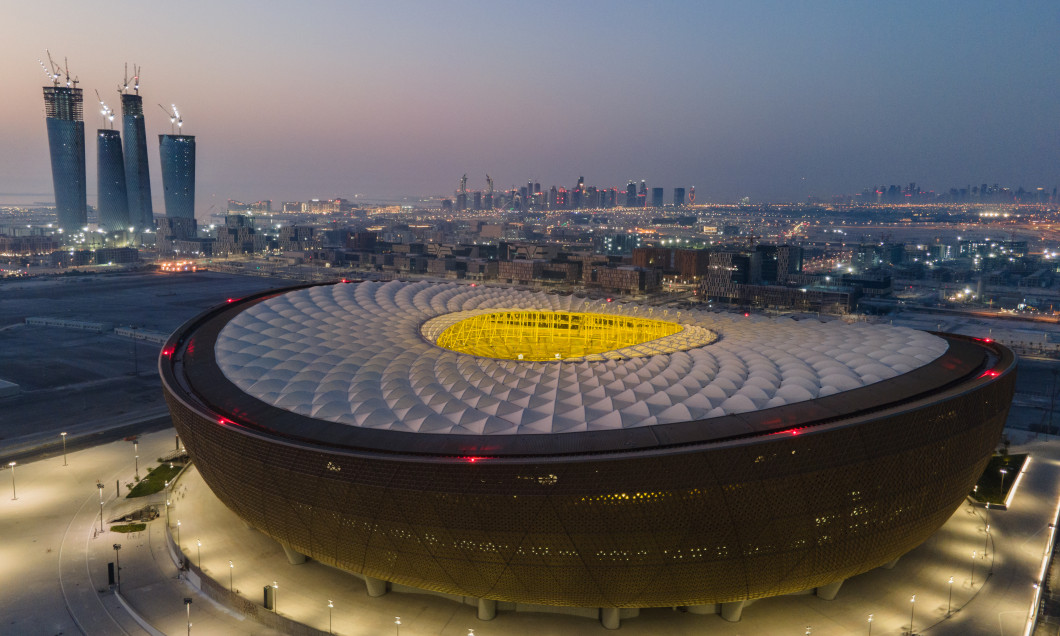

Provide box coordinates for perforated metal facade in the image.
[161,284,1016,608]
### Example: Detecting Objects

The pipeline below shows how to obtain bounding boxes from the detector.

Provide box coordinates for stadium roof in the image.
[212,281,948,436]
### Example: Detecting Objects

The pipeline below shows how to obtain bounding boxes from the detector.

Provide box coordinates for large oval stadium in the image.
[160,280,1016,610]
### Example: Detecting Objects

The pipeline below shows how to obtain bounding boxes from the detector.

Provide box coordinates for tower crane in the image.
[159,104,183,133]
[38,50,61,86]
[94,89,115,128]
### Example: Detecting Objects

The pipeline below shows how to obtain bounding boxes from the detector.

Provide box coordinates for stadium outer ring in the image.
[159,282,1017,609]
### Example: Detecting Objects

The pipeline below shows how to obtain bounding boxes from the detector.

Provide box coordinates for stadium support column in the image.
[600,607,620,629]
[365,576,388,597]
[817,579,844,600]
[720,600,745,622]
[687,603,717,614]
[280,543,306,565]
[477,598,496,620]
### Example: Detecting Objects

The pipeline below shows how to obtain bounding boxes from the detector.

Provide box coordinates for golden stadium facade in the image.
[160,281,1016,610]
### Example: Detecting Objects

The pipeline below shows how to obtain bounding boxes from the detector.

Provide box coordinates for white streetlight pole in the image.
[8,461,16,500]
[867,613,873,635]
[328,600,333,635]
[61,432,68,466]
[947,576,954,616]
[272,581,278,613]
[229,560,234,592]
[395,616,401,636]
[909,594,916,634]
[196,539,202,568]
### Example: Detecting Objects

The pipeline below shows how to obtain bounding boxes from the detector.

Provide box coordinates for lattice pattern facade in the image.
[161,284,1016,608]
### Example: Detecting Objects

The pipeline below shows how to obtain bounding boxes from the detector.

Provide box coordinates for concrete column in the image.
[816,579,844,600]
[365,576,388,597]
[882,556,900,570]
[600,607,621,630]
[280,544,306,565]
[477,598,497,620]
[720,600,745,622]
[686,603,717,615]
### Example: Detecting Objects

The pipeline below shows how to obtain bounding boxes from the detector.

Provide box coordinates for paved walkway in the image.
[2,429,1058,636]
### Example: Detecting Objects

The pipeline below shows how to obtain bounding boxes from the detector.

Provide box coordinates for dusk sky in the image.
[2,1,1058,209]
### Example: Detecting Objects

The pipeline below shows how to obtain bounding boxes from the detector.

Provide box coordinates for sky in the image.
[2,0,1059,209]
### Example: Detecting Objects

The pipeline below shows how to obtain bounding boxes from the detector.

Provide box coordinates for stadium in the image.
[160,280,1016,617]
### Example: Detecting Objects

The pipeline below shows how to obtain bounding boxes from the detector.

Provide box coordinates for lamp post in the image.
[971,550,976,586]
[909,594,916,635]
[134,440,140,482]
[328,599,333,635]
[176,520,181,548]
[113,544,122,592]
[61,432,68,466]
[8,461,16,500]
[947,576,954,616]
[867,613,873,635]
[272,581,278,613]
[395,616,401,635]
[196,539,202,568]
[229,560,234,592]
[184,597,192,635]
[999,468,1008,502]
[97,481,105,532]
[984,523,990,556]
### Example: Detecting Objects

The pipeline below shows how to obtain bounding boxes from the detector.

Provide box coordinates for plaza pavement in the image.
[2,427,1059,635]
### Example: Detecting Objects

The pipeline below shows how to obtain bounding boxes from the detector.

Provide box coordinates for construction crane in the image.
[121,63,142,95]
[94,89,115,128]
[485,174,493,195]
[62,57,78,88]
[38,50,61,86]
[158,104,182,133]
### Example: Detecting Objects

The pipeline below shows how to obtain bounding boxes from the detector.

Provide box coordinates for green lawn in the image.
[126,463,185,498]
[970,453,1027,505]
[111,523,147,533]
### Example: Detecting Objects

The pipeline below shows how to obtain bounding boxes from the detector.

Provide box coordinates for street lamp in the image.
[97,481,105,532]
[395,616,401,636]
[999,468,1008,501]
[229,560,234,592]
[61,432,68,466]
[947,575,954,616]
[134,440,140,482]
[113,544,122,592]
[909,594,916,635]
[8,461,16,500]
[184,597,192,636]
[867,613,873,635]
[971,550,976,586]
[984,523,990,556]
[328,599,333,635]
[272,581,278,613]
[176,520,181,548]
[196,539,202,568]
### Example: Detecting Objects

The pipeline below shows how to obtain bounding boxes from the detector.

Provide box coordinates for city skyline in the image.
[2,1,1058,210]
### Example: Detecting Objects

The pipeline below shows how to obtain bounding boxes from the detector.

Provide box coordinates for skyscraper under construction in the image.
[96,128,130,231]
[159,133,196,219]
[42,69,87,233]
[121,88,153,230]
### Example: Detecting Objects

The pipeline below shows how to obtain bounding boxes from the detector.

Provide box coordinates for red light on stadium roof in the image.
[161,347,174,357]
[462,456,483,463]
[979,369,1000,378]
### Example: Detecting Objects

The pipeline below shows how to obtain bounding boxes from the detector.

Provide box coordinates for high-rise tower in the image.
[42,58,87,233]
[97,129,130,231]
[121,96,153,229]
[159,134,196,219]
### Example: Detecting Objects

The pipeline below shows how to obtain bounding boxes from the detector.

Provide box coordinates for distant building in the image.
[673,187,686,207]
[43,85,87,232]
[159,134,196,218]
[121,93,153,230]
[96,129,130,231]
[651,187,664,208]
[625,181,637,207]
